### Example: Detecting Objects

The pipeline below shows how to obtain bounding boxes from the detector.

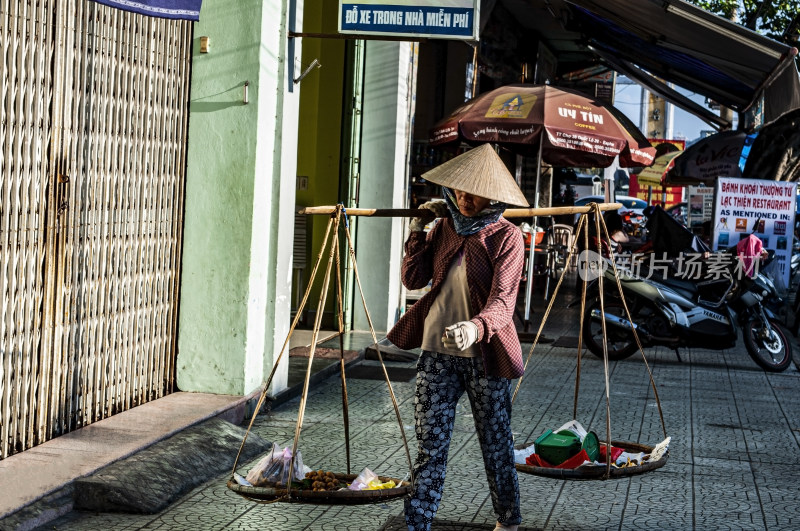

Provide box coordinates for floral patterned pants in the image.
[404,351,521,531]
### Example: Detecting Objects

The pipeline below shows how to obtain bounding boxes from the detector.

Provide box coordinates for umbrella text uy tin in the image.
[430,84,656,168]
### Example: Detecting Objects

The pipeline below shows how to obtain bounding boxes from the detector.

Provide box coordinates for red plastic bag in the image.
[598,444,624,463]
[525,450,592,469]
[556,450,591,468]
[525,444,626,469]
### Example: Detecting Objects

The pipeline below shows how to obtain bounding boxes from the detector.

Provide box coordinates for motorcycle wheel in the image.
[582,300,638,360]
[742,317,793,372]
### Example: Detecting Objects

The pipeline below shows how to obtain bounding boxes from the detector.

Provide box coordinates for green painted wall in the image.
[178,1,271,394]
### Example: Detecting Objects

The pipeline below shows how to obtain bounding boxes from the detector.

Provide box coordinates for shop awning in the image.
[91,0,202,21]
[636,151,682,188]
[500,0,800,129]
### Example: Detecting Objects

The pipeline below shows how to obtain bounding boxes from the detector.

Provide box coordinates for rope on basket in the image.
[228,205,413,503]
[511,203,668,479]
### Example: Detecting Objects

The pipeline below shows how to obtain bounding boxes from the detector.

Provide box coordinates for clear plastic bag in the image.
[246,446,311,487]
[348,467,379,491]
[514,443,536,464]
[246,446,280,486]
[553,420,588,440]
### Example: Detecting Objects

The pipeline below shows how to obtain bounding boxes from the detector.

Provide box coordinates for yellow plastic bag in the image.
[366,478,396,490]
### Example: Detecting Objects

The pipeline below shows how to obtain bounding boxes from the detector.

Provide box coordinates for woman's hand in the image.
[409,200,449,232]
[442,321,479,351]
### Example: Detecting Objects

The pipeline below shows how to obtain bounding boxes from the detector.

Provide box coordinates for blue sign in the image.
[339,1,478,40]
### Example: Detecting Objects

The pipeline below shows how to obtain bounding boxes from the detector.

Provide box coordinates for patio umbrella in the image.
[636,151,682,188]
[664,130,751,185]
[430,84,655,332]
[430,84,656,168]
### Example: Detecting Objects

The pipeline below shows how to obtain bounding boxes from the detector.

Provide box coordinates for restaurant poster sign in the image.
[686,185,714,232]
[339,0,479,40]
[712,177,796,288]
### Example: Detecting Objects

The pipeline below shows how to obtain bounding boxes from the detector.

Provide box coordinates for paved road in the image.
[32,294,800,530]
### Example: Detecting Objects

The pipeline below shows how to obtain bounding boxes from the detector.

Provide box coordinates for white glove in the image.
[442,321,479,351]
[409,200,449,232]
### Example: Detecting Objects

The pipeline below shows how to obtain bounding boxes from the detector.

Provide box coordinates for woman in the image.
[386,144,528,531]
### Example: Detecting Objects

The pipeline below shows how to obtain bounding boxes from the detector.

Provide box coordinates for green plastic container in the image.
[534,429,582,465]
[581,431,600,462]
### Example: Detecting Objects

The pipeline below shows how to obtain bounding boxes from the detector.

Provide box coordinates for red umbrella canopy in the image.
[430,84,656,168]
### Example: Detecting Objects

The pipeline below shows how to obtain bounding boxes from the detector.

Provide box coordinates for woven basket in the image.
[227,472,411,505]
[515,440,668,480]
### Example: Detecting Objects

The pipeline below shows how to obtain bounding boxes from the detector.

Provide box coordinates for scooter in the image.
[620,210,645,239]
[578,210,793,372]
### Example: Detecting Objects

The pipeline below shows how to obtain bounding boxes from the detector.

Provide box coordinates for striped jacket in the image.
[386,216,525,379]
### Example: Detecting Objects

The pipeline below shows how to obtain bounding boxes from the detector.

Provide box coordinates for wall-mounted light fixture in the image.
[293,59,321,84]
[199,36,209,53]
[243,81,249,105]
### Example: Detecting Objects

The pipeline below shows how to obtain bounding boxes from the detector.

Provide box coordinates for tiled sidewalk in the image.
[35,291,800,531]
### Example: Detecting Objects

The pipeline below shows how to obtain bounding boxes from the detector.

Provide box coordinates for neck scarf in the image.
[442,188,507,236]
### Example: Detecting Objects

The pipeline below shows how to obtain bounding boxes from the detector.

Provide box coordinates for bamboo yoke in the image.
[297,203,624,218]
[227,202,668,503]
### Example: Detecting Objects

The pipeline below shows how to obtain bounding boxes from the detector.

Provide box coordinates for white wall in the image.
[353,41,415,333]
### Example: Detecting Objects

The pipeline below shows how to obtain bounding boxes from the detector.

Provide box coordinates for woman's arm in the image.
[399,225,438,290]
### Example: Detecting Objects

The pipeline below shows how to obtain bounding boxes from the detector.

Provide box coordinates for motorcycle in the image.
[578,208,793,372]
[620,210,645,239]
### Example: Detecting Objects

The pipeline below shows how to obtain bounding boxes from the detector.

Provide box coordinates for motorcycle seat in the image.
[649,272,698,300]
[663,277,699,299]
[653,271,733,306]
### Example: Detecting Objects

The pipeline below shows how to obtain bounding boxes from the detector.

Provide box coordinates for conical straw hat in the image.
[421,144,529,207]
